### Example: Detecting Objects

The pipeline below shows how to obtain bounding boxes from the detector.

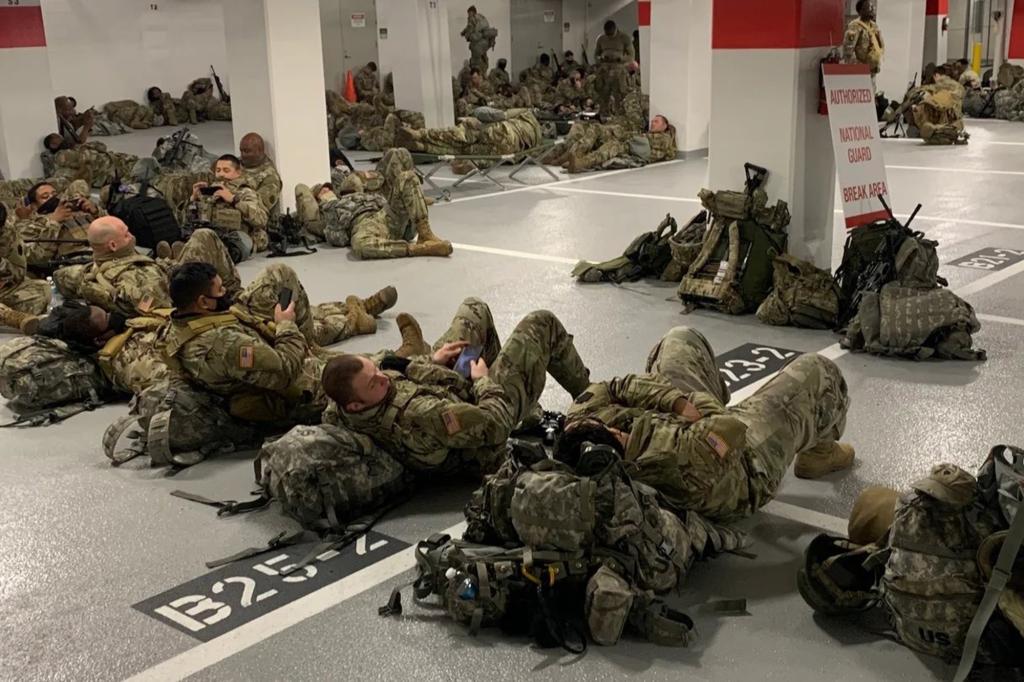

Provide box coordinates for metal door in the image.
[339,0,379,74]
[510,0,563,75]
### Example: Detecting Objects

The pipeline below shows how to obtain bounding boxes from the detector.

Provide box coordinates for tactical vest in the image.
[96,310,170,384]
[161,312,240,371]
[196,195,244,232]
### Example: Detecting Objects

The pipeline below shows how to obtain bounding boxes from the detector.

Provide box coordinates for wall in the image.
[948,0,969,58]
[876,0,926,98]
[447,1,511,74]
[562,0,637,59]
[40,0,228,107]
[648,0,710,154]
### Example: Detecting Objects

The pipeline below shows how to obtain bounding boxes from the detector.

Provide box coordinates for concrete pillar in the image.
[377,0,454,128]
[638,1,652,95]
[649,0,712,157]
[223,0,330,212]
[0,1,56,180]
[876,0,926,97]
[709,0,844,269]
[924,0,950,68]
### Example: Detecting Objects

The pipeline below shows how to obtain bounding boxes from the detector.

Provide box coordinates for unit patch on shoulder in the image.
[442,409,462,436]
[137,296,154,313]
[239,345,255,369]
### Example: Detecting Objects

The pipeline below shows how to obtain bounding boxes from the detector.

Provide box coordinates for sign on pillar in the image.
[822,63,890,229]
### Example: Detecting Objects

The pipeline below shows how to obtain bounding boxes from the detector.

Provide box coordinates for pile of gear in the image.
[799,445,1024,679]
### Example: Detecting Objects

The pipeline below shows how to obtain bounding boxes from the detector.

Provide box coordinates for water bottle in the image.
[457,575,478,601]
[47,276,61,310]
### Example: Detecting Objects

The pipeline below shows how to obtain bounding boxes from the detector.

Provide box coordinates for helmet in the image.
[797,534,880,616]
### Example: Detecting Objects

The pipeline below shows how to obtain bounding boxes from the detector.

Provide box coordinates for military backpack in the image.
[677,163,789,315]
[571,213,692,284]
[757,254,841,330]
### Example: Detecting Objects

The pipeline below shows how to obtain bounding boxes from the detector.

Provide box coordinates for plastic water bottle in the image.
[457,575,478,600]
[46,277,61,310]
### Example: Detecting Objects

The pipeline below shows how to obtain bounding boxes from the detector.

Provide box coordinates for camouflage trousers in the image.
[168,228,242,299]
[350,210,411,259]
[0,278,51,316]
[554,122,627,163]
[360,114,402,152]
[232,263,374,348]
[384,169,427,240]
[648,326,850,516]
[469,44,489,73]
[105,103,154,130]
[434,297,591,426]
[596,63,629,116]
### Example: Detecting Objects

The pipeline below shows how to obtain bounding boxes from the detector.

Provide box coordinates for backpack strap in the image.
[169,488,272,516]
[0,388,105,428]
[953,504,1024,682]
[633,600,697,647]
[103,414,146,464]
[204,530,307,569]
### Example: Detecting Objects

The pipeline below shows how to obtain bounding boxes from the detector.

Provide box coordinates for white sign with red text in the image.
[823,63,891,229]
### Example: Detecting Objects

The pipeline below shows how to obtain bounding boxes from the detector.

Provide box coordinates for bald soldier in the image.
[239,132,283,216]
[321,297,592,474]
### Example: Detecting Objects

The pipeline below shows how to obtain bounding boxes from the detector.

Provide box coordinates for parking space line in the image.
[548,187,702,203]
[978,313,1024,327]
[763,501,848,535]
[887,164,1024,177]
[125,522,467,682]
[453,243,579,264]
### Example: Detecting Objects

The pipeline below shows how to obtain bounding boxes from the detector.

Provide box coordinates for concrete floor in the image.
[3,119,1024,681]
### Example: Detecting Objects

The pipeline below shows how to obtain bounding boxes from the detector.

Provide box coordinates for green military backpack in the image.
[571,213,684,284]
[677,163,789,314]
[757,254,841,329]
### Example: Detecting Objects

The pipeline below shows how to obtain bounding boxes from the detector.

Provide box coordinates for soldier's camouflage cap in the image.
[911,463,976,507]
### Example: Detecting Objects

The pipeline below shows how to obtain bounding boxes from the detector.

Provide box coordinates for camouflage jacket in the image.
[196,179,268,234]
[332,360,515,471]
[596,31,634,64]
[461,13,492,45]
[843,18,883,72]
[57,253,170,318]
[0,221,29,290]
[355,67,379,99]
[97,312,171,395]
[646,131,677,162]
[487,68,510,90]
[17,211,94,267]
[241,159,283,213]
[567,373,754,522]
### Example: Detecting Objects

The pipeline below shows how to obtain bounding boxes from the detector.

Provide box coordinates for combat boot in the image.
[345,296,377,335]
[794,442,856,480]
[565,153,585,174]
[395,312,431,358]
[294,184,324,236]
[361,286,398,317]
[413,217,445,244]
[171,241,185,260]
[155,241,173,259]
[407,240,453,257]
[0,304,41,335]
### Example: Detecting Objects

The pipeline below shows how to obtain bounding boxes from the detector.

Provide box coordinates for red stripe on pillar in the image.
[925,0,949,16]
[0,6,47,49]
[713,0,845,49]
[638,1,651,28]
[1011,2,1024,59]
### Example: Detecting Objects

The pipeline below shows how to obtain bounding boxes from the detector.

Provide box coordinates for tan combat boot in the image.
[395,312,431,358]
[361,286,398,317]
[171,241,185,260]
[155,241,173,259]
[413,217,444,244]
[565,152,585,174]
[794,442,856,480]
[345,296,377,335]
[0,304,41,335]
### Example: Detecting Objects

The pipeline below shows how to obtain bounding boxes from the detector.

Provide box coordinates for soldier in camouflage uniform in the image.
[487,59,510,91]
[46,140,137,189]
[556,326,854,524]
[181,78,232,122]
[396,108,542,156]
[189,154,269,259]
[239,133,283,216]
[14,180,99,270]
[146,86,198,126]
[843,1,884,87]
[594,20,635,116]
[355,62,381,102]
[321,297,591,474]
[564,115,677,173]
[0,204,51,333]
[102,100,155,130]
[461,6,498,73]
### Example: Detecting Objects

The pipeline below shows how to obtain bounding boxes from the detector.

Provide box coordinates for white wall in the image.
[649,0,710,154]
[447,1,511,75]
[40,0,228,107]
[378,0,454,127]
[948,0,969,59]
[876,0,926,98]
[563,0,637,59]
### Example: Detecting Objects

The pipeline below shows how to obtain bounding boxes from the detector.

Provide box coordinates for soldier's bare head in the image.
[323,354,391,413]
[169,262,227,313]
[604,20,616,36]
[856,0,875,20]
[367,61,377,72]
[554,419,627,469]
[239,134,266,168]
[650,115,670,134]
[214,154,243,181]
[44,134,65,153]
[467,5,477,15]
[147,86,163,102]
[88,216,136,256]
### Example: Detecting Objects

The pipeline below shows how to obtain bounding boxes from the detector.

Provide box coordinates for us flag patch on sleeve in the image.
[442,410,462,435]
[239,346,255,369]
[137,296,154,313]
[706,431,730,458]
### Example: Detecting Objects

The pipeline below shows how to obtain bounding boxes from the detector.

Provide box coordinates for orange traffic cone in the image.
[344,70,357,103]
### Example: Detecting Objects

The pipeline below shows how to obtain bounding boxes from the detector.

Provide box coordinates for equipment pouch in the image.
[586,565,634,646]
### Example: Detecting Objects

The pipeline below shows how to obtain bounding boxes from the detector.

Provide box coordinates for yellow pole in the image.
[972,42,983,75]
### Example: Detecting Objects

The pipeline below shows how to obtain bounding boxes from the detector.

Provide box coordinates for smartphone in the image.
[454,346,482,378]
[277,287,293,310]
[199,185,219,196]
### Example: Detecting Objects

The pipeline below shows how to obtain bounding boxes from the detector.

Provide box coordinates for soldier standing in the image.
[461,6,498,73]
[594,20,635,116]
[843,0,884,87]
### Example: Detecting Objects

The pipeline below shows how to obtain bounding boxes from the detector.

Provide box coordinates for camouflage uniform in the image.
[334,297,591,473]
[171,227,242,299]
[355,65,380,102]
[487,66,510,90]
[398,109,542,155]
[567,327,850,523]
[843,18,884,83]
[17,181,96,269]
[50,141,137,188]
[571,128,676,171]
[98,312,172,395]
[594,30,634,115]
[461,12,496,72]
[102,100,155,130]
[359,114,403,152]
[191,178,269,256]
[54,251,169,318]
[0,220,51,315]
[150,91,195,126]
[182,78,232,121]
[241,158,283,214]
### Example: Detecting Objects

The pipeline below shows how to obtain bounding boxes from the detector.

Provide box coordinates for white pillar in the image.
[650,0,712,157]
[638,1,652,95]
[223,0,330,212]
[377,0,454,128]
[0,1,55,180]
[876,0,926,97]
[708,0,844,269]
[923,1,950,69]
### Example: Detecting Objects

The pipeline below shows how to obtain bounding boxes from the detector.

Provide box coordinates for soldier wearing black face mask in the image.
[14,180,101,272]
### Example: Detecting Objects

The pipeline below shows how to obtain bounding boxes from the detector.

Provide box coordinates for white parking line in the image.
[763,501,848,535]
[125,522,467,682]
[888,164,1024,177]
[548,187,701,203]
[453,243,579,265]
[978,313,1024,327]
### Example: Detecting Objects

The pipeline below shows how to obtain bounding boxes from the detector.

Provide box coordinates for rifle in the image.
[210,65,230,104]
[45,253,93,269]
[550,49,564,84]
[581,43,590,68]
[267,209,317,258]
[23,237,90,246]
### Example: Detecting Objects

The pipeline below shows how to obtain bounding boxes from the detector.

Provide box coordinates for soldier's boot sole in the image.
[414,218,443,244]
[155,241,173,259]
[362,285,398,317]
[0,304,40,336]
[171,241,185,260]
[407,240,453,257]
[395,312,431,358]
[794,442,856,480]
[345,296,377,335]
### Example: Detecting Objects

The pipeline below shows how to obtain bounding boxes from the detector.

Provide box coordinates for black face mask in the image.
[37,196,61,215]
[108,312,128,334]
[209,294,233,312]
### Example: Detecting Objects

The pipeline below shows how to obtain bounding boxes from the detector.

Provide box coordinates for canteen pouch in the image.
[586,565,634,646]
